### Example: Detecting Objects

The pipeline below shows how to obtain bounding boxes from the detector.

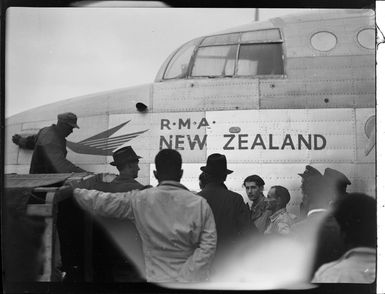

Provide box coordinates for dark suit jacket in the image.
[198,182,253,254]
[90,179,145,282]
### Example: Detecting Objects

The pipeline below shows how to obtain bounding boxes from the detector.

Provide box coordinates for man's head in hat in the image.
[57,112,80,137]
[324,167,351,206]
[110,146,142,179]
[200,153,233,184]
[298,165,325,217]
[298,165,323,195]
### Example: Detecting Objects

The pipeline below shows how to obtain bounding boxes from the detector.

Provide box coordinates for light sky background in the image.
[5,7,303,117]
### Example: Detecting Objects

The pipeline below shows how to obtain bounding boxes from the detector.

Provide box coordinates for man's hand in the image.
[12,134,22,145]
[12,134,35,149]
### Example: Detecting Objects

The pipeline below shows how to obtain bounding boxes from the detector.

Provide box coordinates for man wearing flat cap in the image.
[12,112,85,174]
[198,153,253,267]
[12,112,86,282]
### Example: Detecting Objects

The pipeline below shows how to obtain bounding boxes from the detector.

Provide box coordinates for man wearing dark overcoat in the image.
[198,153,253,267]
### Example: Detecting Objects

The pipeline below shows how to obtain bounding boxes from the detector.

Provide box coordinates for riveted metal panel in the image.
[205,109,356,163]
[281,14,374,58]
[153,78,259,112]
[285,56,375,80]
[349,163,375,197]
[260,78,374,109]
[153,80,192,112]
[188,79,259,111]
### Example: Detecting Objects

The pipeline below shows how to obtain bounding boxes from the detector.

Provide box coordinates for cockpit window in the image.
[191,28,284,78]
[200,33,239,46]
[241,29,282,43]
[191,45,237,77]
[161,28,284,80]
[164,41,196,80]
[237,43,284,75]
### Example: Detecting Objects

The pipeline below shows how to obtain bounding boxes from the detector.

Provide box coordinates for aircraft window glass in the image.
[201,33,240,46]
[310,31,337,52]
[237,43,284,76]
[241,29,281,43]
[191,45,237,77]
[163,41,196,79]
[357,28,375,49]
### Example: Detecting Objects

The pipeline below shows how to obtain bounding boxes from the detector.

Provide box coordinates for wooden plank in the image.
[26,204,53,217]
[5,173,72,188]
[39,217,53,282]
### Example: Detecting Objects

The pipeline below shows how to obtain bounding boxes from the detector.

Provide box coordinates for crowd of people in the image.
[11,112,376,286]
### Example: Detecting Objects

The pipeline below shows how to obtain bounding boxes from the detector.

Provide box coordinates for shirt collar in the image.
[115,174,136,182]
[252,196,265,206]
[307,208,328,217]
[270,208,287,221]
[342,247,376,259]
[158,180,189,190]
[205,182,228,190]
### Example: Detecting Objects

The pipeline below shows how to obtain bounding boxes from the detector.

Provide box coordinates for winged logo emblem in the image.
[364,115,375,156]
[67,120,148,156]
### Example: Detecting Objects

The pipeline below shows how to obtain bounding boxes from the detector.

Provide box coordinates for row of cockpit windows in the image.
[163,28,285,80]
[162,26,376,81]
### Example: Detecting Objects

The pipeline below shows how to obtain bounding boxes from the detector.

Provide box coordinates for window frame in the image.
[161,28,286,81]
[190,44,239,78]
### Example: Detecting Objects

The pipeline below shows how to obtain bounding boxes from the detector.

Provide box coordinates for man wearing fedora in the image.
[72,149,217,283]
[12,112,85,174]
[108,146,144,191]
[90,146,145,282]
[198,153,253,265]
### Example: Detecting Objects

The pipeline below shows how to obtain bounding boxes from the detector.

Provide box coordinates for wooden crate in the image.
[4,173,99,282]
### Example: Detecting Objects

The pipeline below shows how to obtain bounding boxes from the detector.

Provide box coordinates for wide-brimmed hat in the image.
[324,168,351,185]
[200,153,233,176]
[298,165,322,178]
[57,112,79,129]
[110,146,142,166]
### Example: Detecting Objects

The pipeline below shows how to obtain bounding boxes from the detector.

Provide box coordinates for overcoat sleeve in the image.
[42,139,85,173]
[73,188,139,221]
